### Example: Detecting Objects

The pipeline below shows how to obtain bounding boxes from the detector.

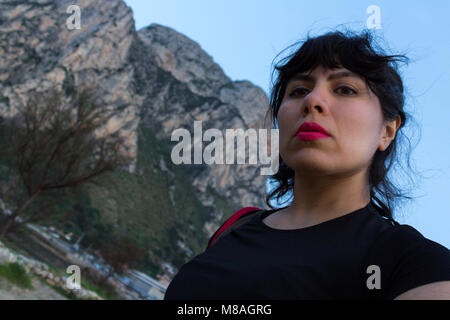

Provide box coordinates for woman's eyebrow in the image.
[287,71,364,85]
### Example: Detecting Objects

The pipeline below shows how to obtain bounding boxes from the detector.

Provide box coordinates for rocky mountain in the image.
[0,0,270,275]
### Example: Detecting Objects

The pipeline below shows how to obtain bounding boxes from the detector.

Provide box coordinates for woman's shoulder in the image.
[206,206,264,249]
[367,223,450,266]
[364,223,450,299]
[371,223,449,253]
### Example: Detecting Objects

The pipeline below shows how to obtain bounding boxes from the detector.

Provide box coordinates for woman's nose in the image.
[300,87,330,116]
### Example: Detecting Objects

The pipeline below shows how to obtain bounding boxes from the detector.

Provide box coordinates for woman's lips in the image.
[295,122,331,141]
[296,131,330,141]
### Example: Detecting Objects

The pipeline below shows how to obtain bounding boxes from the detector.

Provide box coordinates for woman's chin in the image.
[285,150,334,174]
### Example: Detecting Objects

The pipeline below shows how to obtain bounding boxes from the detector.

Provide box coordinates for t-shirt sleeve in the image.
[364,224,450,300]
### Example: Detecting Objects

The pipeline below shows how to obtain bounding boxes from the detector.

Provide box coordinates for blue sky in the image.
[124,0,450,248]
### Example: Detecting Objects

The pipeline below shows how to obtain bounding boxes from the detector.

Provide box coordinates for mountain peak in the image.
[137,23,230,97]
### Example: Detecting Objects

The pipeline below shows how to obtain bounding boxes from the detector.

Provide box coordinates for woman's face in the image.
[277,65,389,177]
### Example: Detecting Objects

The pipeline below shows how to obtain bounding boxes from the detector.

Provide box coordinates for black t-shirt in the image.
[164,202,450,300]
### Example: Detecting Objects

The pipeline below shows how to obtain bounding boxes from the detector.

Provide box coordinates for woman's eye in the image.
[288,86,357,98]
[289,87,309,97]
[336,86,357,95]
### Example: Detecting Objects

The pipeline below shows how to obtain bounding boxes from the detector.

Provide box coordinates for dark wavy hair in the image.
[265,29,416,223]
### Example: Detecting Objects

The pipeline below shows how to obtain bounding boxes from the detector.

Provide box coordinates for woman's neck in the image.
[285,168,371,228]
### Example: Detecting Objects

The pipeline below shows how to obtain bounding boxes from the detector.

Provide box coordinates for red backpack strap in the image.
[207,207,261,249]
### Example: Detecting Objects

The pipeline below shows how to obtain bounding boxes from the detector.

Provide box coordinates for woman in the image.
[164,30,450,300]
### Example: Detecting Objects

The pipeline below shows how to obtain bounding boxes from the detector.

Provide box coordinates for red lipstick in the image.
[296,122,330,141]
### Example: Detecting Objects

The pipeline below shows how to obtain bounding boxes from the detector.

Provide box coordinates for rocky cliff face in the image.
[0,0,270,272]
[133,24,270,233]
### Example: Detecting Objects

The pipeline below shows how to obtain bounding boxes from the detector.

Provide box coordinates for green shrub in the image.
[0,262,33,289]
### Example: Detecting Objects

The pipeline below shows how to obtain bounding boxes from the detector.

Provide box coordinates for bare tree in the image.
[0,86,134,239]
[98,236,144,283]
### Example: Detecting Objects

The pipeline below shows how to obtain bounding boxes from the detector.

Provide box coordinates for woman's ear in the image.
[378,115,401,151]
